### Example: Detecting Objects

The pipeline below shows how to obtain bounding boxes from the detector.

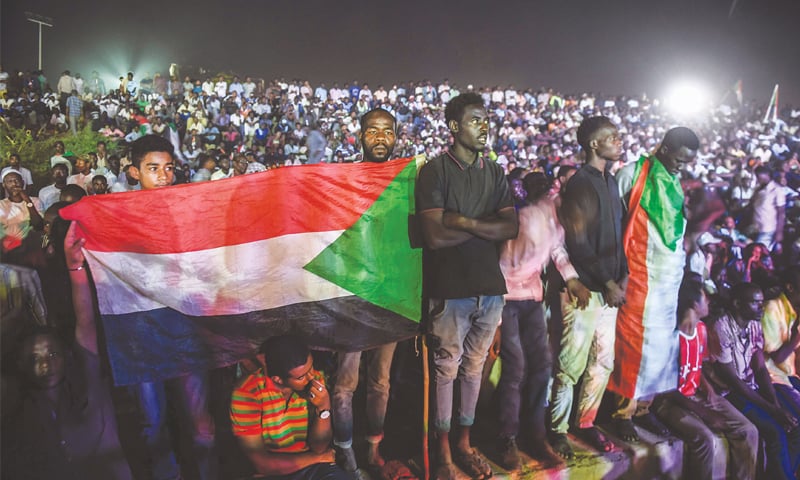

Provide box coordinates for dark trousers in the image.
[496,300,551,442]
[727,391,800,480]
[264,462,350,480]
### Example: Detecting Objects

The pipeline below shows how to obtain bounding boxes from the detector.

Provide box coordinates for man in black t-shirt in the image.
[416,93,518,480]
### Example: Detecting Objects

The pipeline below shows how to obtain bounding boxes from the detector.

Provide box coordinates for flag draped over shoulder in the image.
[60,158,424,386]
[634,154,685,252]
[610,155,685,399]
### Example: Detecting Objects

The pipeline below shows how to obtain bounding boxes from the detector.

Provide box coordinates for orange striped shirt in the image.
[230,369,323,453]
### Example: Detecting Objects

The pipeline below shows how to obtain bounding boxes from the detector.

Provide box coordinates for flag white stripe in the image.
[86,230,352,316]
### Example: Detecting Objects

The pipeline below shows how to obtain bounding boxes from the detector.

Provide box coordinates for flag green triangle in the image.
[636,155,686,251]
[304,158,422,322]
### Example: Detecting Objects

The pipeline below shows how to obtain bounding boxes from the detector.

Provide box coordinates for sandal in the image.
[576,426,615,452]
[453,449,493,480]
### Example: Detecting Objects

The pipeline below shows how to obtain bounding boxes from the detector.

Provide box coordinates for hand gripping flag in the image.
[60,158,424,385]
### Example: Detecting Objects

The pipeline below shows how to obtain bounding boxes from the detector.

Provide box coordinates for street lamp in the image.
[24,12,54,71]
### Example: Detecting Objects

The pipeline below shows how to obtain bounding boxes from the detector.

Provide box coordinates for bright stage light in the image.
[663,80,712,117]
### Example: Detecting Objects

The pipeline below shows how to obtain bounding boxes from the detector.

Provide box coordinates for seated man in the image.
[91,175,109,195]
[1,170,44,268]
[653,273,757,480]
[231,335,349,480]
[708,282,800,480]
[66,156,95,193]
[762,268,800,396]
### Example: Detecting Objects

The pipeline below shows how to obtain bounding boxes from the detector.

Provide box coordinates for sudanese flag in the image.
[608,155,685,399]
[61,158,424,385]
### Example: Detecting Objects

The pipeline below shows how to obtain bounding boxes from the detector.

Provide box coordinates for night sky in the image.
[2,0,798,105]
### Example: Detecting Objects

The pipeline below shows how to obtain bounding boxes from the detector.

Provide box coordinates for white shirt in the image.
[37,184,63,212]
[0,197,43,238]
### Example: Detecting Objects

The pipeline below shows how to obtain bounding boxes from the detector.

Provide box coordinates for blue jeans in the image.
[496,300,551,442]
[332,343,396,448]
[428,295,504,432]
[775,382,800,419]
[133,372,215,480]
[726,391,800,480]
[790,376,800,392]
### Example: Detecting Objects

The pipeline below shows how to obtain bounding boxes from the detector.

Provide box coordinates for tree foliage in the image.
[1,119,119,192]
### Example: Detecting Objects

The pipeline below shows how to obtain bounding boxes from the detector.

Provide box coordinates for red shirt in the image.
[678,321,708,397]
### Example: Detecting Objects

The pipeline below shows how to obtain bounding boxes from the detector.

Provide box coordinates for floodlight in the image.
[663,80,711,117]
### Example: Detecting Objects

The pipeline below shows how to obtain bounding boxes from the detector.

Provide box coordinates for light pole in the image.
[24,12,54,71]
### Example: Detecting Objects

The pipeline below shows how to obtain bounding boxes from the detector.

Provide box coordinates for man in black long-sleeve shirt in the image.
[548,116,628,458]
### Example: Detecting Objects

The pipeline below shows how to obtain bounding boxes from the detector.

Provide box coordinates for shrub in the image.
[1,118,119,193]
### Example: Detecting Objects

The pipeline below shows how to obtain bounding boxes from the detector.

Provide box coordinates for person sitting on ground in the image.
[67,156,95,193]
[210,157,233,180]
[1,170,44,267]
[728,242,775,288]
[707,282,800,480]
[2,153,35,196]
[109,165,140,193]
[59,184,87,204]
[231,154,249,177]
[38,164,70,212]
[192,154,216,182]
[230,335,349,480]
[762,268,800,395]
[652,273,757,480]
[90,175,109,195]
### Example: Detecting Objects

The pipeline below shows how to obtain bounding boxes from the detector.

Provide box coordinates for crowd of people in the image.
[1,69,800,480]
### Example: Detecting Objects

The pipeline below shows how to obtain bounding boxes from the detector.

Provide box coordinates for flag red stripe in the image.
[610,206,649,398]
[60,159,411,254]
[609,160,651,399]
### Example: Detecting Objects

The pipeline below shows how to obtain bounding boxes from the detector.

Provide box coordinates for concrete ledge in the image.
[468,425,687,480]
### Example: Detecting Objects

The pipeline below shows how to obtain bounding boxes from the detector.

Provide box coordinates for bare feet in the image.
[367,442,386,469]
[527,441,565,469]
[433,462,459,480]
[453,448,493,479]
[575,426,615,452]
[549,432,574,459]
[614,418,639,442]
[495,437,521,471]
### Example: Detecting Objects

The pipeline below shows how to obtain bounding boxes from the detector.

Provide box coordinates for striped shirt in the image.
[230,369,323,453]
